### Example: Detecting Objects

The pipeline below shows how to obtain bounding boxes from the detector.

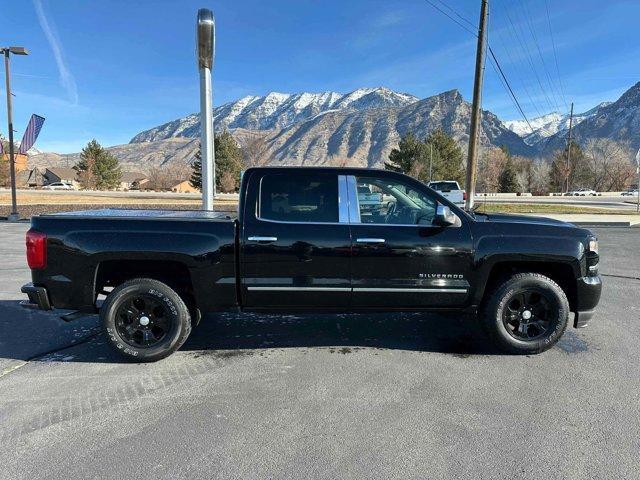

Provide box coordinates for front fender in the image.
[471,234,583,306]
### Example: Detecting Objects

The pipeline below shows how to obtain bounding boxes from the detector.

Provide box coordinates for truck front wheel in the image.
[100,278,192,362]
[482,273,569,354]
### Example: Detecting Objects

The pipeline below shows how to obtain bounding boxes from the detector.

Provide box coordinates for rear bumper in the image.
[573,275,602,328]
[21,282,52,311]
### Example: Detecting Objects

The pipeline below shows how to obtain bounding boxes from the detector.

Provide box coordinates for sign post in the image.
[197,9,215,210]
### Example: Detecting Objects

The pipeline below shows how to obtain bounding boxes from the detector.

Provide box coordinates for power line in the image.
[516,0,562,112]
[424,0,535,132]
[499,1,556,112]
[544,0,568,110]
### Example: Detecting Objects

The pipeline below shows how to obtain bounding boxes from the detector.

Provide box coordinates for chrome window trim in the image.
[346,175,361,223]
[338,175,349,224]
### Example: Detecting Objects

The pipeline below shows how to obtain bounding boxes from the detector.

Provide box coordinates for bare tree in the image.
[242,135,273,168]
[529,159,551,195]
[147,164,191,190]
[476,147,507,193]
[583,138,635,191]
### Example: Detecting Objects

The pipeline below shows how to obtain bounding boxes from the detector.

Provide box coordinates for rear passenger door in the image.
[240,171,352,309]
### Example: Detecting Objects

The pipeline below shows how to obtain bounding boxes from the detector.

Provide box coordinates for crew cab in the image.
[22,167,602,361]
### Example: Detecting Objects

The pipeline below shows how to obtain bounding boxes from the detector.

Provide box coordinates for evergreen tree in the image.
[74,139,121,190]
[215,130,243,193]
[385,133,428,176]
[498,155,519,192]
[189,131,244,193]
[425,129,465,184]
[386,130,464,184]
[189,149,202,190]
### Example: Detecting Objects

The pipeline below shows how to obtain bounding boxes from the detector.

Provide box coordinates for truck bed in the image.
[30,208,238,312]
[44,208,237,221]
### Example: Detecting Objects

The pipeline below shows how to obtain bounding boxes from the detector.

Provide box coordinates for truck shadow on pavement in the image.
[0,300,500,364]
[184,311,496,358]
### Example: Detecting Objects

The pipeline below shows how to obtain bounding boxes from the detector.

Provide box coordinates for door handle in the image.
[248,236,278,242]
[356,238,385,243]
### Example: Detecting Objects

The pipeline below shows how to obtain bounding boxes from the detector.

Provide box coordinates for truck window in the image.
[356,176,437,225]
[429,181,459,192]
[259,173,339,223]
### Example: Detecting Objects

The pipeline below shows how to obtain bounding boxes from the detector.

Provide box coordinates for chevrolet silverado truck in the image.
[21,167,602,362]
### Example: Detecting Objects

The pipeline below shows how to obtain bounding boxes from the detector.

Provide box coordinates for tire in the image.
[100,278,192,362]
[481,273,569,354]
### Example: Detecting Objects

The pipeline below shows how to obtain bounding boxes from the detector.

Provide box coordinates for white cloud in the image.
[33,0,78,105]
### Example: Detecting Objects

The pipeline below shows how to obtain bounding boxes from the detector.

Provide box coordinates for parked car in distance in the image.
[620,188,638,196]
[22,166,602,362]
[566,188,597,196]
[42,182,75,191]
[427,180,466,207]
[357,184,384,213]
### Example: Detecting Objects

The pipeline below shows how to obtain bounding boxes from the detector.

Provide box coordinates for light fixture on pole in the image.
[196,9,215,210]
[2,46,29,222]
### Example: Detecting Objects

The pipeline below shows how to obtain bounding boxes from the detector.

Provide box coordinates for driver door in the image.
[348,173,474,309]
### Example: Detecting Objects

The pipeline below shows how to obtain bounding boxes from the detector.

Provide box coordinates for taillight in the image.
[26,229,47,269]
[463,191,467,201]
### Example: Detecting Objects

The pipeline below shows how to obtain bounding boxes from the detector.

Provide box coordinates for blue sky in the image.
[1,0,639,153]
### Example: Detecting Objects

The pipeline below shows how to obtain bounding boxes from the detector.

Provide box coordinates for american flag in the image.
[17,114,46,154]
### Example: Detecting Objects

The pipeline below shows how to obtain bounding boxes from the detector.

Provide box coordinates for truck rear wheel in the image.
[100,278,192,362]
[481,273,569,354]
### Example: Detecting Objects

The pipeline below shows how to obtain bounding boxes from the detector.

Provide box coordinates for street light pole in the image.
[196,9,215,210]
[2,46,28,222]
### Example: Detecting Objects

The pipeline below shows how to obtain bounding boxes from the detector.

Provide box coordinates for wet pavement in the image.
[0,223,638,479]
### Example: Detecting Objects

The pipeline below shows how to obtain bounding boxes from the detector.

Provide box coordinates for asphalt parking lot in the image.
[1,222,639,479]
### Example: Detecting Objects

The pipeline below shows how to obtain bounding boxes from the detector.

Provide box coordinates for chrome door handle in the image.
[248,236,278,242]
[356,238,385,243]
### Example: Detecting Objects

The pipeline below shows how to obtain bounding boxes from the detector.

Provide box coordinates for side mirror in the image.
[434,204,457,226]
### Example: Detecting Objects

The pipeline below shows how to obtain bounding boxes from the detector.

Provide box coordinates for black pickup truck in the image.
[22,167,602,361]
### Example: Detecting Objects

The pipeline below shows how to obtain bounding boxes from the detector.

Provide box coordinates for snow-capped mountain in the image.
[130,87,418,143]
[540,81,640,153]
[504,102,611,147]
[125,87,531,168]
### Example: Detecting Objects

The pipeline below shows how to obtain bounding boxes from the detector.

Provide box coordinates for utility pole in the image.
[565,102,574,193]
[196,9,216,210]
[2,47,29,222]
[429,143,433,182]
[464,0,489,211]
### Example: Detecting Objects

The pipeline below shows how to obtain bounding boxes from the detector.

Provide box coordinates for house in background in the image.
[17,167,46,188]
[171,180,198,193]
[44,167,79,187]
[119,172,149,190]
[142,178,198,193]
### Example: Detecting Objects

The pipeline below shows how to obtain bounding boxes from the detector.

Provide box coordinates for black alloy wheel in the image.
[482,273,570,354]
[101,278,192,362]
[115,293,171,348]
[501,288,556,341]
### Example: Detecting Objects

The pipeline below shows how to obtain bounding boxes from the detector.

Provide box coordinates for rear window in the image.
[429,181,459,191]
[259,173,338,223]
